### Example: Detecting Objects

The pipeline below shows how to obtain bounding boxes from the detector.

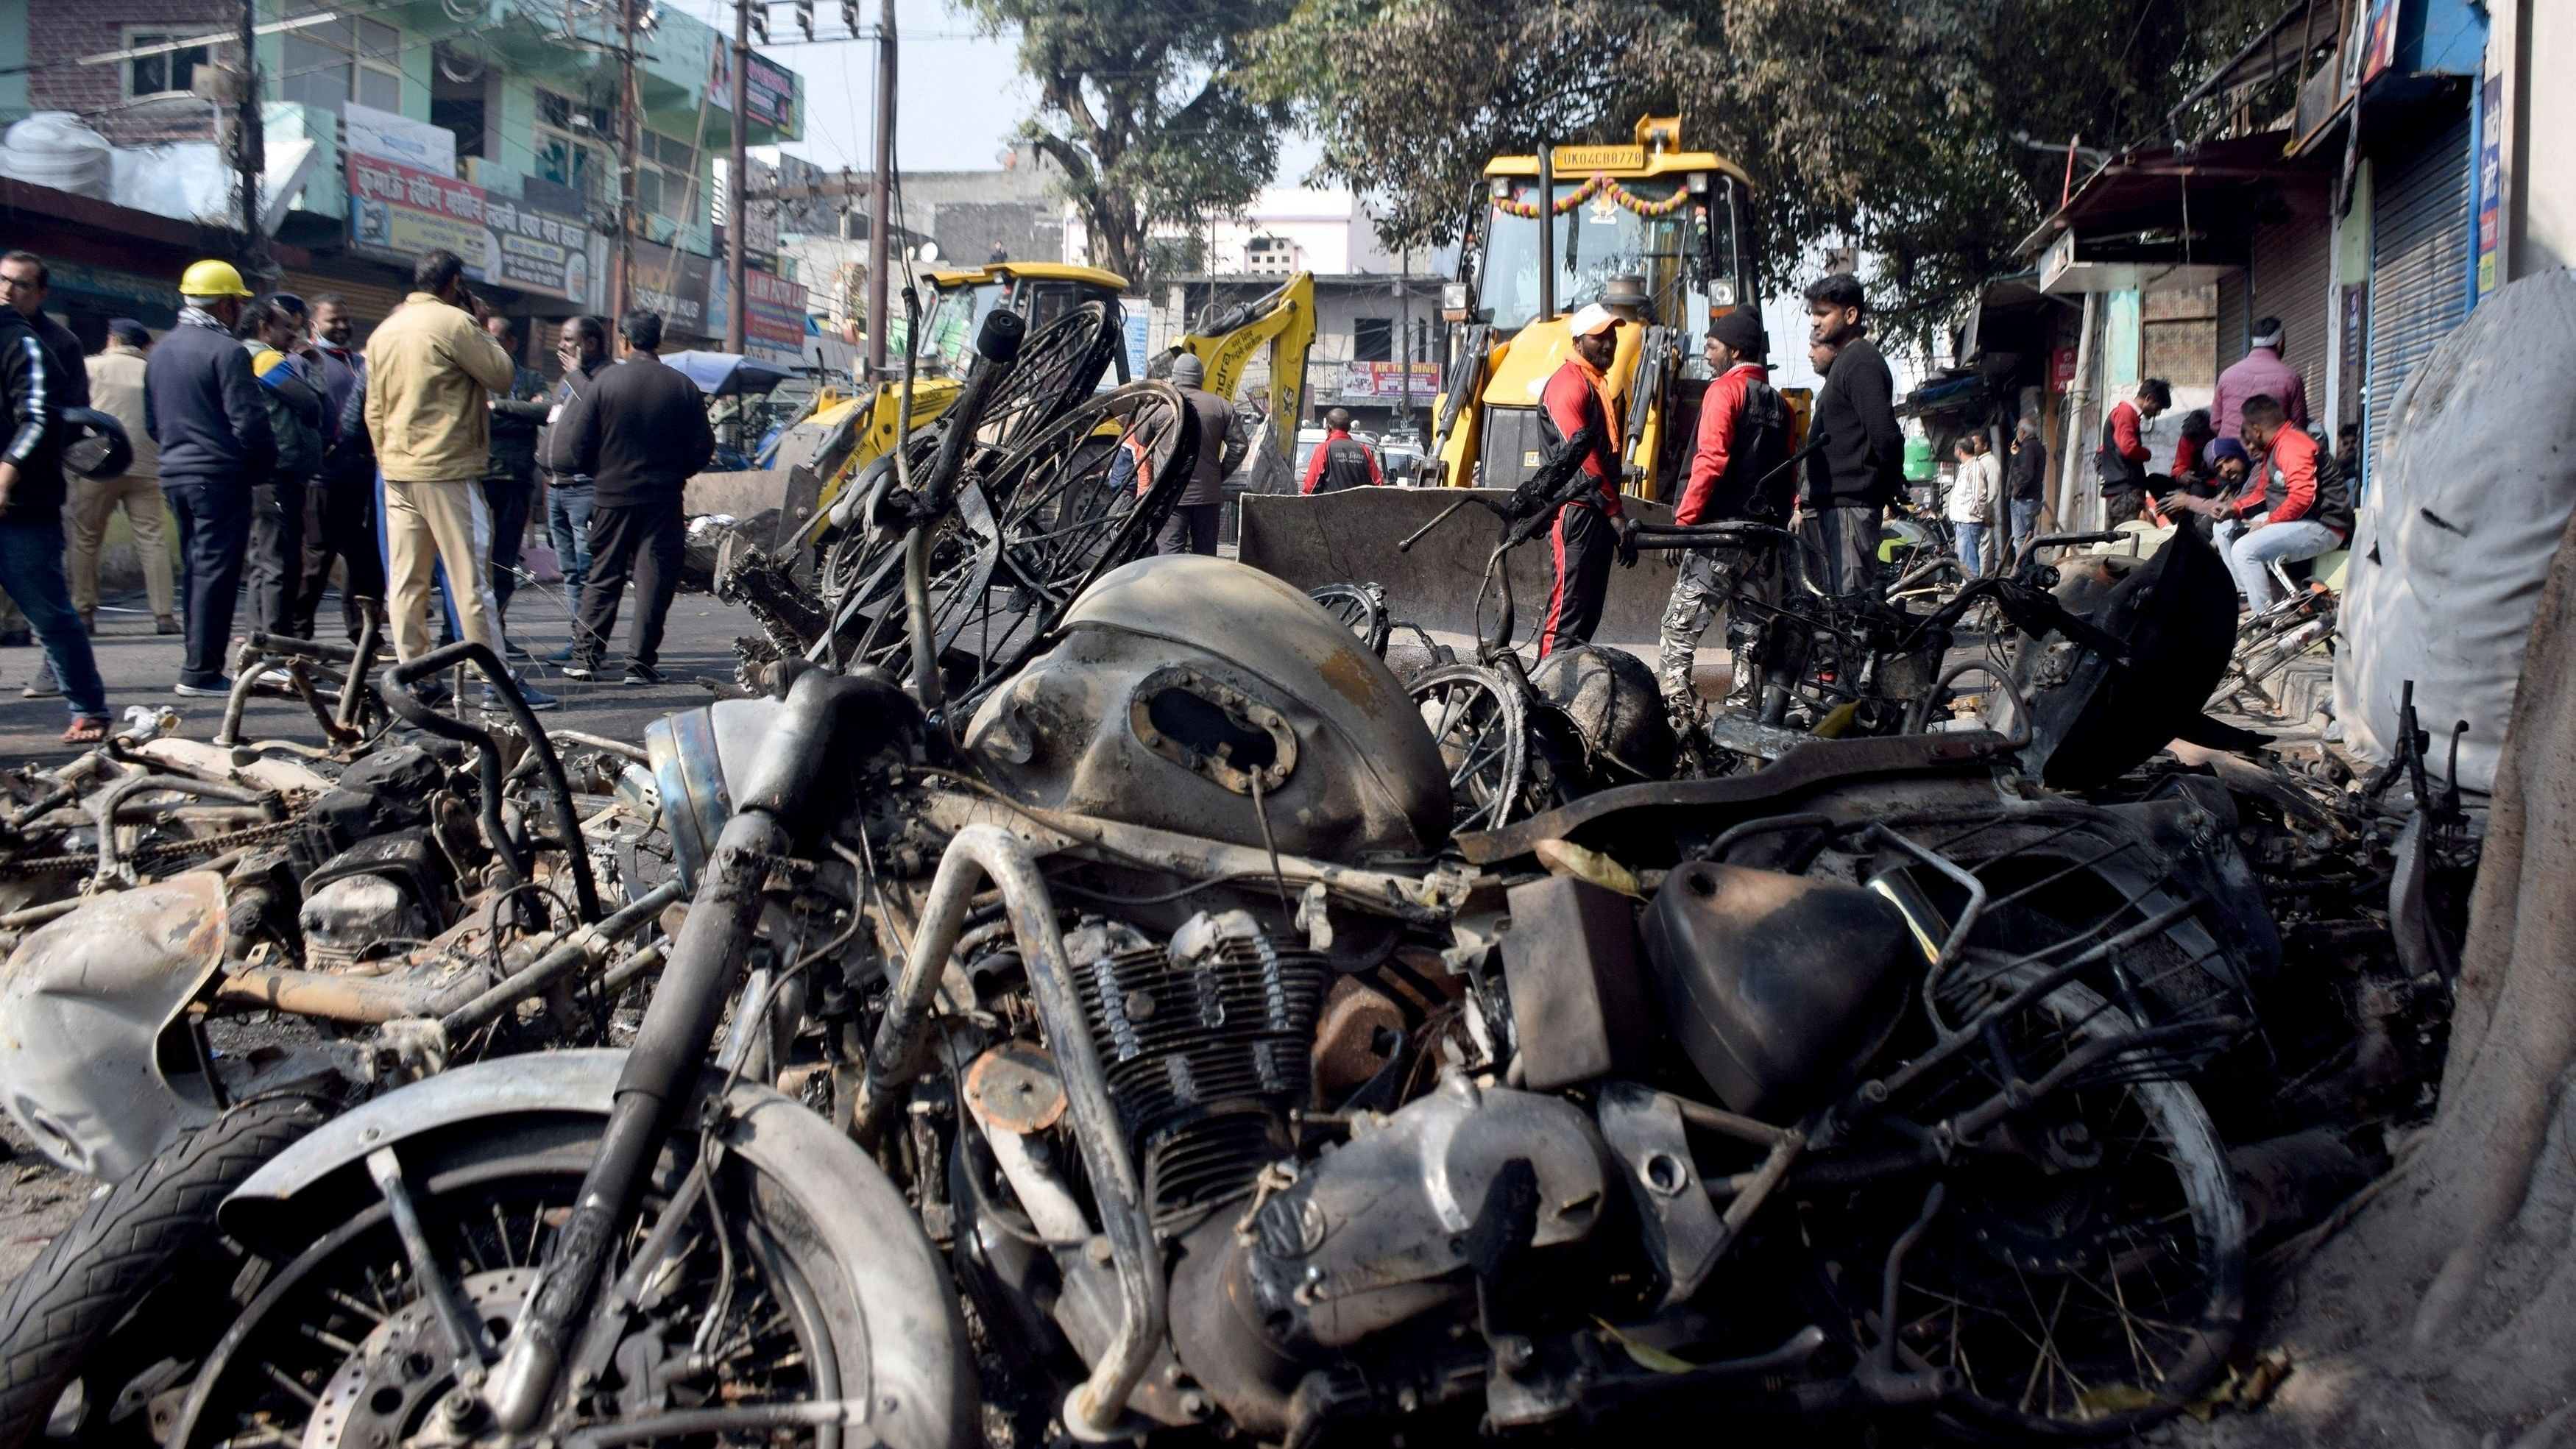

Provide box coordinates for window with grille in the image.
[1353,316,1393,363]
[534,88,614,204]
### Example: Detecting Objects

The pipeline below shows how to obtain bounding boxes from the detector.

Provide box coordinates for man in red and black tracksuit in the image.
[2168,392,2351,611]
[2095,378,2170,523]
[1300,407,1384,494]
[1656,308,1789,705]
[1535,302,1627,657]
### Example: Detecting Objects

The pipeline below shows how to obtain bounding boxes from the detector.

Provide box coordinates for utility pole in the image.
[1397,247,1412,439]
[724,0,751,352]
[233,0,267,277]
[863,0,895,376]
[610,0,642,319]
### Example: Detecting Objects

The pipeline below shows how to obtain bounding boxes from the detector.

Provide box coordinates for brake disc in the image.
[300,1267,535,1449]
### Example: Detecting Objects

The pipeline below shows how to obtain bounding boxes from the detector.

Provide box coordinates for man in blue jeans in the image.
[0,299,110,740]
[2169,393,2352,610]
[146,260,274,695]
[538,316,610,658]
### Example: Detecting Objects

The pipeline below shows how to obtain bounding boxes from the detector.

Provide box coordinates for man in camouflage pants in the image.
[1657,310,1791,709]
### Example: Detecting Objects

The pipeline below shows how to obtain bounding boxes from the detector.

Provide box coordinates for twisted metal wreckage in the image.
[0,302,2480,1449]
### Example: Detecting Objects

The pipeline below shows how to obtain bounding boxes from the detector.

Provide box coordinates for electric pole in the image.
[610,0,642,319]
[234,0,267,277]
[724,0,751,352]
[863,0,894,376]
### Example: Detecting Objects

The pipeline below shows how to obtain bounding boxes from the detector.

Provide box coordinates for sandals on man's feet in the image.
[60,716,107,745]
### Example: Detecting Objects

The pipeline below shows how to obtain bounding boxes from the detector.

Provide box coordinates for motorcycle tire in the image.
[0,1092,336,1449]
[1891,974,2246,1440]
[163,1071,972,1449]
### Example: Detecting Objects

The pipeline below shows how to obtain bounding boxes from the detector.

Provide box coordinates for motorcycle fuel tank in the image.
[1639,860,1915,1121]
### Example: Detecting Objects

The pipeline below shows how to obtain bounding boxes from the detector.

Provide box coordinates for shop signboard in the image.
[347,155,597,305]
[1337,361,1442,400]
[631,241,715,336]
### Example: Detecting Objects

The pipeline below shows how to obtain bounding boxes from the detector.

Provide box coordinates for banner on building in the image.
[2475,60,2503,302]
[342,102,456,177]
[707,46,799,135]
[744,268,810,365]
[631,241,715,336]
[347,155,596,305]
[1337,361,1441,401]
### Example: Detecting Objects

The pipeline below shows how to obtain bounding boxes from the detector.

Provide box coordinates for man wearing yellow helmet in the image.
[144,258,275,695]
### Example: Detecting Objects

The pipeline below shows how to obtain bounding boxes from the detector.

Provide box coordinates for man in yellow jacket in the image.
[364,249,520,670]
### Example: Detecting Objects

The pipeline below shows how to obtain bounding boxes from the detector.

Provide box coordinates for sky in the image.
[661,0,1324,181]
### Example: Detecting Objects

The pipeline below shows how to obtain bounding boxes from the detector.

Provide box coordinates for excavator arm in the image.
[1166,272,1315,466]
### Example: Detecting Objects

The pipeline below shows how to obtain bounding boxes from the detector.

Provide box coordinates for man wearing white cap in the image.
[1534,301,1627,656]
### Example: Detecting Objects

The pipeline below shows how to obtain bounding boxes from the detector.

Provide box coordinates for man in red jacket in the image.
[1656,308,1788,706]
[1300,408,1384,494]
[1535,302,1627,656]
[2168,392,2351,610]
[2095,378,2169,523]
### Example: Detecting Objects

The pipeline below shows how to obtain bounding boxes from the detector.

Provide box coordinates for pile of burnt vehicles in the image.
[0,310,2471,1449]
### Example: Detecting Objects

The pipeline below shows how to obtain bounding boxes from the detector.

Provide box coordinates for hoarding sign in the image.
[347,155,595,304]
[342,102,456,177]
[1337,361,1441,400]
[631,241,714,335]
[745,267,810,364]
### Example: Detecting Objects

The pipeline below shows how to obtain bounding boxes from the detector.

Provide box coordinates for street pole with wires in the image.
[724,0,751,352]
[233,0,267,277]
[610,0,642,319]
[863,0,894,377]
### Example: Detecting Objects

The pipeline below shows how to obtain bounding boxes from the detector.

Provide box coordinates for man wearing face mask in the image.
[1794,273,1903,597]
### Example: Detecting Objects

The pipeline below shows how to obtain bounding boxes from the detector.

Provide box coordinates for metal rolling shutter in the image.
[280,267,408,340]
[2215,269,2251,374]
[2249,202,2331,392]
[2365,108,2474,480]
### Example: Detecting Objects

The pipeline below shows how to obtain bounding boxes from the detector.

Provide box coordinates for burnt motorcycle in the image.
[114,536,2272,1449]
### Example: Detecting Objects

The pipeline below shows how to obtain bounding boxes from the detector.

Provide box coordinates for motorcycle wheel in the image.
[0,1094,336,1449]
[1408,663,1543,833]
[1882,974,2245,1439]
[162,1092,969,1449]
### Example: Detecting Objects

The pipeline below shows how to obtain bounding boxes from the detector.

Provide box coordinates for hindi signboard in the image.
[1337,361,1441,401]
[744,267,810,365]
[347,155,597,305]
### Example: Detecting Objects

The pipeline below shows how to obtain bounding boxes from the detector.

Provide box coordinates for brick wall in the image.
[26,0,227,144]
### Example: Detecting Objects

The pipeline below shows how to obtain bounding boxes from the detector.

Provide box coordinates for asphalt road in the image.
[0,583,760,766]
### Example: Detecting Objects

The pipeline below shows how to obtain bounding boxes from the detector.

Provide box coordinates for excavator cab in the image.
[1434,115,1766,504]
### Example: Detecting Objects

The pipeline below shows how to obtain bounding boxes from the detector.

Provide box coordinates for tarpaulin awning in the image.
[665,351,795,397]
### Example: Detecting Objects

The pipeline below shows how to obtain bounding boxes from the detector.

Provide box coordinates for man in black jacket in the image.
[539,317,612,656]
[545,311,713,685]
[481,314,550,644]
[146,259,275,695]
[1796,273,1904,597]
[293,294,383,640]
[0,305,110,740]
[237,296,325,638]
[0,251,91,650]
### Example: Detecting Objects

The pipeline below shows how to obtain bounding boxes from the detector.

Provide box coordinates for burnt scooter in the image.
[127,366,2267,1449]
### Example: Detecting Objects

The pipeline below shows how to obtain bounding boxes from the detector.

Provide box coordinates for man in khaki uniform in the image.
[364,249,515,664]
[71,320,175,634]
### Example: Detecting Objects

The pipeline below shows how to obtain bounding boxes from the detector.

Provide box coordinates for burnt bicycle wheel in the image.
[1306,583,1393,656]
[1408,663,1551,834]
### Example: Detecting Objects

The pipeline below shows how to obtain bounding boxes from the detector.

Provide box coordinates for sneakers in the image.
[155,615,181,636]
[561,658,601,681]
[622,662,666,687]
[21,659,57,698]
[173,678,231,697]
[502,637,534,660]
[486,675,562,712]
[542,644,577,664]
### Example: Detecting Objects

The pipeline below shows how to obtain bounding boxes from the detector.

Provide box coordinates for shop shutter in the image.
[2215,269,2251,374]
[2364,107,2474,486]
[280,266,409,340]
[2248,191,2332,394]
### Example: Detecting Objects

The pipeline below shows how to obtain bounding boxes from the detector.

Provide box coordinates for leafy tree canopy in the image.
[1245,0,2278,341]
[960,0,1296,285]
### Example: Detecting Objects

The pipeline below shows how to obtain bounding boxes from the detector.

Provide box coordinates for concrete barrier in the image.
[1237,487,1684,645]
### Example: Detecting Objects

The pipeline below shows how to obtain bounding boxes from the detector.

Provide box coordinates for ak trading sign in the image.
[347,154,597,305]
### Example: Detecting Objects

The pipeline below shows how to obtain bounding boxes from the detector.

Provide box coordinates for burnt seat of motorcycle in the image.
[1639,860,1914,1121]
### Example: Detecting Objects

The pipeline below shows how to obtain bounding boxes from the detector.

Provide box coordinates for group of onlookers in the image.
[0,244,715,740]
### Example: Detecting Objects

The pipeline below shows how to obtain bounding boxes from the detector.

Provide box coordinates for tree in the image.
[961,0,1294,284]
[1248,0,2274,343]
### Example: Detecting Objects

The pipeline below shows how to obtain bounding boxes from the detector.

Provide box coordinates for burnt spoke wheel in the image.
[1408,664,1543,835]
[1877,971,2243,1439]
[1306,584,1392,656]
